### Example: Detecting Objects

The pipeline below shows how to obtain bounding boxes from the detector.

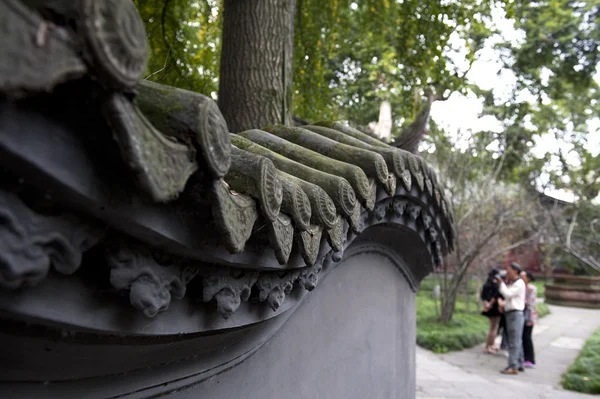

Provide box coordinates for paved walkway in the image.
[416,304,600,398]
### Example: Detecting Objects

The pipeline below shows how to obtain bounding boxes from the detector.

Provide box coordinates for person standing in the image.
[521,270,538,368]
[497,263,526,374]
[481,268,504,354]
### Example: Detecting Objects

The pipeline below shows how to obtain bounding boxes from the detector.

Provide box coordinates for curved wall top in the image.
[0,0,455,397]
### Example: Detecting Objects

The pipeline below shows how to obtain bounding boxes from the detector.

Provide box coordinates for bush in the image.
[417,314,488,353]
[562,329,600,394]
[416,291,488,353]
[531,280,545,298]
[537,302,550,318]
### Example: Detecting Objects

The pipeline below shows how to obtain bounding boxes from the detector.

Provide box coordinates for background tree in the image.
[218,0,296,131]
[136,0,499,136]
[423,126,549,322]
[476,0,600,273]
[294,0,497,144]
[137,0,222,95]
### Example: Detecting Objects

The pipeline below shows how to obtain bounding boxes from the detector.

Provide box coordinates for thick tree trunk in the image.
[219,0,296,132]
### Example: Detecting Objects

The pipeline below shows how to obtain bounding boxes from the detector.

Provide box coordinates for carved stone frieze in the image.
[406,153,425,192]
[330,230,348,262]
[298,263,323,292]
[106,244,198,318]
[282,173,336,229]
[348,202,363,233]
[421,214,432,230]
[386,173,397,196]
[424,175,433,197]
[441,197,449,218]
[427,227,439,243]
[239,129,372,209]
[373,202,387,222]
[266,214,295,265]
[231,133,357,219]
[417,157,434,197]
[0,190,104,289]
[0,4,466,391]
[0,0,87,96]
[398,169,412,192]
[324,215,344,252]
[211,179,259,253]
[407,203,421,221]
[226,146,283,222]
[256,270,300,311]
[365,179,377,211]
[266,125,390,186]
[297,225,323,266]
[392,198,408,217]
[434,188,442,208]
[80,0,149,89]
[202,269,259,319]
[103,94,199,203]
[277,173,312,231]
[136,80,232,178]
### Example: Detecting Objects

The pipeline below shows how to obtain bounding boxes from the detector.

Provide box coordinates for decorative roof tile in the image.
[0,0,455,325]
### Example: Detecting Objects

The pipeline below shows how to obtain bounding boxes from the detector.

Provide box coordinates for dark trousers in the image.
[523,324,535,364]
[498,315,508,350]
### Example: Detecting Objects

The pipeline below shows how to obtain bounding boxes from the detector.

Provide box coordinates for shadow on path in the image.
[416,305,600,398]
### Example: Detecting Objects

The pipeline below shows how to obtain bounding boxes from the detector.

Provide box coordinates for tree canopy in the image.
[135,0,497,127]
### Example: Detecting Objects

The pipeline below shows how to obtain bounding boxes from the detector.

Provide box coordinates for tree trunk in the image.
[439,289,457,323]
[392,94,434,153]
[464,278,470,313]
[219,0,296,132]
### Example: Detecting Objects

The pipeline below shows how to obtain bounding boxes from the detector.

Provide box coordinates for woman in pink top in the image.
[521,271,537,368]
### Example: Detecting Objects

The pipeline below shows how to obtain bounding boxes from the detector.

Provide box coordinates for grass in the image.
[416,293,488,353]
[562,328,600,394]
[537,302,550,318]
[419,276,479,295]
[531,280,545,298]
[417,276,551,353]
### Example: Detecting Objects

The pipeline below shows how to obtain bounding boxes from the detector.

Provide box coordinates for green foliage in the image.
[294,0,497,127]
[134,0,499,129]
[537,302,550,318]
[531,280,545,298]
[478,0,600,198]
[562,328,600,394]
[135,0,222,96]
[416,289,488,353]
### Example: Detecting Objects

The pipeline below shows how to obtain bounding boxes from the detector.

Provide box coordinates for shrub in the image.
[416,290,488,353]
[537,302,550,318]
[562,328,600,394]
[417,314,488,353]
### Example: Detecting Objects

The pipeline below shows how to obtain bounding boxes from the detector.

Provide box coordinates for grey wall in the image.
[174,251,417,399]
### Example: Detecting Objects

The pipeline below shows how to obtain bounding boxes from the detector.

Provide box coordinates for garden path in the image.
[416,304,600,398]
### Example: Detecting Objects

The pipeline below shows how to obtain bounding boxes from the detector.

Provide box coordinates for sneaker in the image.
[518,367,525,372]
[524,361,536,369]
[501,368,518,375]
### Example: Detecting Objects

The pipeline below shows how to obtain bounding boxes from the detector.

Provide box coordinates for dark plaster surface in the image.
[174,251,417,399]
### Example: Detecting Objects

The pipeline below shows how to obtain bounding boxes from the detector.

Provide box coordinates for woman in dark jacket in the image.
[481,267,504,354]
